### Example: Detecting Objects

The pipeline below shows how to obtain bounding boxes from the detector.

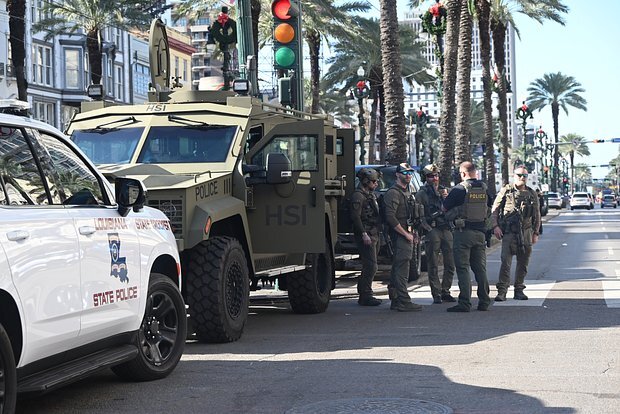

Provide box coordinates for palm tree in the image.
[490,0,568,186]
[558,133,590,193]
[474,0,496,195]
[34,0,155,87]
[379,0,407,164]
[573,163,592,192]
[438,0,460,186]
[455,0,473,168]
[509,144,538,171]
[7,0,27,100]
[527,72,587,192]
[324,18,430,163]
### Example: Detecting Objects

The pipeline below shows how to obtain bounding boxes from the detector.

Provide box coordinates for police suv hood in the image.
[98,164,229,190]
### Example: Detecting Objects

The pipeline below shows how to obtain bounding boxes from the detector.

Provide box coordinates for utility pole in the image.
[236,0,258,94]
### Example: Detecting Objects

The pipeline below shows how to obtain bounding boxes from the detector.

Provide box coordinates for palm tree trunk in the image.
[552,102,560,192]
[379,86,386,163]
[251,0,261,60]
[455,0,472,166]
[7,0,28,101]
[475,0,496,196]
[87,28,103,85]
[379,0,407,164]
[305,29,321,114]
[438,0,460,186]
[491,19,509,185]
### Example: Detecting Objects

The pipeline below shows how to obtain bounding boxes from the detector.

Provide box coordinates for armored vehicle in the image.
[66,21,353,343]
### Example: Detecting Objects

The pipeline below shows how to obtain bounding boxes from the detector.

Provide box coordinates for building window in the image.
[84,52,90,86]
[64,49,81,89]
[134,62,149,96]
[33,101,55,126]
[183,59,188,81]
[106,58,113,96]
[115,65,123,100]
[174,56,179,77]
[32,45,52,86]
[31,0,49,24]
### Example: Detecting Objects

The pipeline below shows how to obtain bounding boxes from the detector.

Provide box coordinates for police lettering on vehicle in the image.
[94,217,128,230]
[265,205,307,226]
[93,286,138,307]
[196,180,218,201]
[135,218,171,231]
[146,104,166,112]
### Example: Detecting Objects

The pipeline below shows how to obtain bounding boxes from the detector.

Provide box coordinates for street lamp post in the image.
[209,7,237,91]
[515,101,533,169]
[351,66,370,164]
[535,126,548,185]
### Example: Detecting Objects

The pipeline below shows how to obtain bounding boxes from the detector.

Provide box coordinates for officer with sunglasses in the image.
[491,166,541,301]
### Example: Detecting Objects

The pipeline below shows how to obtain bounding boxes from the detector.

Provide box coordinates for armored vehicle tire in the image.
[112,273,187,381]
[0,323,17,414]
[288,240,333,314]
[186,237,249,343]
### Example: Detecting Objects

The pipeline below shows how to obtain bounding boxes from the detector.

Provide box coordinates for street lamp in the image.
[535,126,548,185]
[209,7,237,90]
[515,101,533,169]
[350,65,370,164]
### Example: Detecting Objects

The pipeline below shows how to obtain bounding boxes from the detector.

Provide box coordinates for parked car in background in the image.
[0,101,186,413]
[547,192,564,209]
[601,194,618,208]
[587,193,595,209]
[570,192,593,210]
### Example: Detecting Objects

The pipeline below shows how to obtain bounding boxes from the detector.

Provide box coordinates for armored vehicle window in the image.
[251,135,318,171]
[71,127,143,164]
[37,131,108,206]
[0,126,49,205]
[138,125,237,164]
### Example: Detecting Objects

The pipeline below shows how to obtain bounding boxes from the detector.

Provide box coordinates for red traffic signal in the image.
[592,139,605,143]
[563,178,568,183]
[272,0,299,20]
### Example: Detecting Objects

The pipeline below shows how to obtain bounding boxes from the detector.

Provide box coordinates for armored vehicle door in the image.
[245,119,325,253]
[336,128,355,233]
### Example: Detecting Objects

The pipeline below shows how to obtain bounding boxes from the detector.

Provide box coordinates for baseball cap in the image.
[396,162,415,173]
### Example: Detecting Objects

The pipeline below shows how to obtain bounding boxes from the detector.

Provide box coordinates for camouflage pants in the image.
[356,234,379,298]
[389,234,413,304]
[425,227,455,298]
[497,231,533,293]
[453,229,490,309]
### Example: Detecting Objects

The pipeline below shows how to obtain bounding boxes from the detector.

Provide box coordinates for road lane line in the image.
[609,247,614,256]
[602,281,620,308]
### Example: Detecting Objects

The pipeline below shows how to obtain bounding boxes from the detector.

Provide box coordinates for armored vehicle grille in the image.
[147,199,183,239]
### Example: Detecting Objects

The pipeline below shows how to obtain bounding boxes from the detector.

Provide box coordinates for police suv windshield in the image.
[71,124,238,164]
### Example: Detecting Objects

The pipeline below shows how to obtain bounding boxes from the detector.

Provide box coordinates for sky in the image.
[366,0,620,179]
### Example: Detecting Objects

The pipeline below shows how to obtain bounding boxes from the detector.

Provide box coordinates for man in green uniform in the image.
[416,164,456,304]
[491,166,541,301]
[442,161,492,312]
[350,168,383,306]
[384,163,423,312]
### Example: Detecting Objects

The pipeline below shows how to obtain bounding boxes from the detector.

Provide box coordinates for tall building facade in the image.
[401,9,519,149]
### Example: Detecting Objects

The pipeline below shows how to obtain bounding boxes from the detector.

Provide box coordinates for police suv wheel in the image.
[288,239,333,314]
[187,237,249,343]
[112,273,187,381]
[0,323,17,414]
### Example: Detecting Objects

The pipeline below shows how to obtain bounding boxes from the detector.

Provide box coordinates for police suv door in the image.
[244,119,325,253]
[0,125,81,365]
[35,131,142,342]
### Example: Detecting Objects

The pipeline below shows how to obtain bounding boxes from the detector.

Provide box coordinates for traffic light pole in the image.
[236,0,258,95]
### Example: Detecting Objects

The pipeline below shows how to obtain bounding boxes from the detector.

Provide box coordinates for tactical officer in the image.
[350,168,383,306]
[384,163,423,312]
[442,161,492,312]
[491,166,541,301]
[415,164,456,304]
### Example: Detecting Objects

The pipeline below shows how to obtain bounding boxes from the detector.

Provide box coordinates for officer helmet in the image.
[423,164,440,176]
[356,168,380,185]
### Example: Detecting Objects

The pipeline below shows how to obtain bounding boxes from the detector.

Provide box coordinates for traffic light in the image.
[272,0,300,70]
[592,139,605,143]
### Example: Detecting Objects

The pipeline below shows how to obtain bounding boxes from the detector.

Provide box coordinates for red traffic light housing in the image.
[592,139,605,143]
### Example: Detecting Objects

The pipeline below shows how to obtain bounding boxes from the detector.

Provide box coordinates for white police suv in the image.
[0,101,186,414]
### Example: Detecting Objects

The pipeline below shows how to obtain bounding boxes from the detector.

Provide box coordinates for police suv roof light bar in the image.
[0,99,30,115]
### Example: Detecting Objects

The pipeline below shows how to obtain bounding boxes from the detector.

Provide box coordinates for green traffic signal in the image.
[274,47,296,68]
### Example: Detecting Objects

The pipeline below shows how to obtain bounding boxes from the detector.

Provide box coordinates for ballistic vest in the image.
[461,180,488,223]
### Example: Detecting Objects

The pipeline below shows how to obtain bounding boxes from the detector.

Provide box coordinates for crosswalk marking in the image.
[407,280,556,307]
[602,281,620,308]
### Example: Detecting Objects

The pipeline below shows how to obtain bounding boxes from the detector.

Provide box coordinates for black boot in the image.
[514,290,529,300]
[358,296,382,306]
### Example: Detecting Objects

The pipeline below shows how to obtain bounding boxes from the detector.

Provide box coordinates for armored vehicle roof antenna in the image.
[149,18,171,100]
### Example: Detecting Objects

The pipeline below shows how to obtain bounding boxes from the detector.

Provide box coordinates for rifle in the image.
[485,228,493,248]
[503,212,526,254]
[381,227,394,258]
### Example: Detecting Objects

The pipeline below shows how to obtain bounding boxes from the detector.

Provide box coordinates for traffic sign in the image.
[612,138,620,143]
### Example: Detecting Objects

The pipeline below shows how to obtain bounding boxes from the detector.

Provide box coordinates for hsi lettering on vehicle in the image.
[135,218,172,231]
[94,217,128,230]
[93,286,139,307]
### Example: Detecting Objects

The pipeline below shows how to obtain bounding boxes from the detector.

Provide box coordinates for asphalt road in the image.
[17,207,620,413]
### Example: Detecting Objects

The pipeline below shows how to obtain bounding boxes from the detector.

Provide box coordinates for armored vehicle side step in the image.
[18,344,138,395]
